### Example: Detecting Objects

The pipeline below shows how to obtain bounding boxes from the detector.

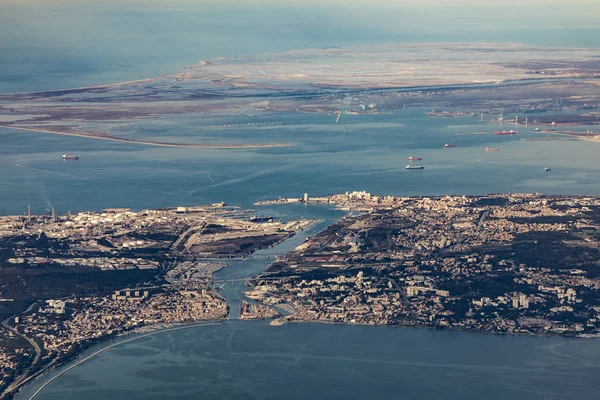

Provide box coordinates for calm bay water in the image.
[3,1,600,399]
[17,320,600,400]
[2,109,600,216]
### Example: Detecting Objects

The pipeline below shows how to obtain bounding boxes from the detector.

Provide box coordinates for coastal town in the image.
[2,193,600,397]
[0,204,315,399]
[249,192,600,336]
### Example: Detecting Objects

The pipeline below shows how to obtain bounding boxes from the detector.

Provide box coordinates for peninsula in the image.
[250,192,600,336]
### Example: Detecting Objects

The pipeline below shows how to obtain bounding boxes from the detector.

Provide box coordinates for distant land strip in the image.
[0,125,292,149]
[0,76,160,98]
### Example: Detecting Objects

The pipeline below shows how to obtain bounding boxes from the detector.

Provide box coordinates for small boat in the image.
[545,167,551,172]
[62,154,79,160]
[406,165,424,170]
[444,144,455,148]
[485,148,500,152]
[408,157,422,161]
[534,128,541,132]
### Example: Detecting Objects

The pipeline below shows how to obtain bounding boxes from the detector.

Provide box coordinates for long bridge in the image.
[121,276,282,292]
[179,253,289,261]
[212,277,281,284]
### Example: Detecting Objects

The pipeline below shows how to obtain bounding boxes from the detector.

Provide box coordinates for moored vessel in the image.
[494,130,515,135]
[406,165,424,170]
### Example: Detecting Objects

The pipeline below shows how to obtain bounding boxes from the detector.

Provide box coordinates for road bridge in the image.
[212,277,281,284]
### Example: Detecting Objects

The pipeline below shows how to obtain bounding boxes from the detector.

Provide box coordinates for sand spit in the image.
[0,125,291,149]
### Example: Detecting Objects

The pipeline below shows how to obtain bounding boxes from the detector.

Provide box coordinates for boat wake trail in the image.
[14,164,93,181]
[200,163,305,190]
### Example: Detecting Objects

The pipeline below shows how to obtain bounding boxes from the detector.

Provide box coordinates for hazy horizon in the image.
[1,0,600,92]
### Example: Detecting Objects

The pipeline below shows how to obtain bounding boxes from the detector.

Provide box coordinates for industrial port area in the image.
[0,204,315,398]
[249,192,600,336]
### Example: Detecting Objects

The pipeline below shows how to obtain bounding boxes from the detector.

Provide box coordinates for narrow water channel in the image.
[214,205,344,318]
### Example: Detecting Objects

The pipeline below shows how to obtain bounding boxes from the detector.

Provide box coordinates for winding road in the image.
[1,302,42,396]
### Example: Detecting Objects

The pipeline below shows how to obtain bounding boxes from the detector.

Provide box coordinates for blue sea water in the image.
[1,1,599,94]
[3,1,600,399]
[18,319,600,400]
[2,110,600,216]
